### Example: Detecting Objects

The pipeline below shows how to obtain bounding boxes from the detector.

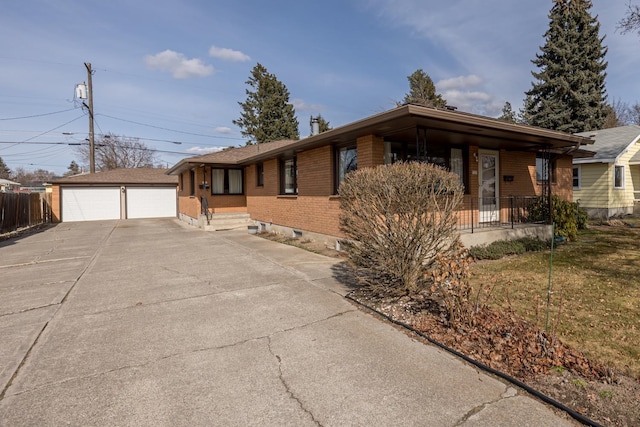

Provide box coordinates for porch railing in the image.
[457,196,547,233]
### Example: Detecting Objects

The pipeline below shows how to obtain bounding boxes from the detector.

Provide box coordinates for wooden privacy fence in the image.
[0,192,51,234]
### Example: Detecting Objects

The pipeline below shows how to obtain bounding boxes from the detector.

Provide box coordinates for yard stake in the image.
[546,222,555,333]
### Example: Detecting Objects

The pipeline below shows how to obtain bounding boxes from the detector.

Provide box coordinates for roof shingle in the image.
[52,168,178,184]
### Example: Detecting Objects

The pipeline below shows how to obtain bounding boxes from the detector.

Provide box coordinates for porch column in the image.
[356,135,384,169]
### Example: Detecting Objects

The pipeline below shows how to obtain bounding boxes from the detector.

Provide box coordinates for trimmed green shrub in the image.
[527,195,582,240]
[469,237,549,260]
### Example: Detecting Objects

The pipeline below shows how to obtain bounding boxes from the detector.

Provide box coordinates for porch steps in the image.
[201,213,253,231]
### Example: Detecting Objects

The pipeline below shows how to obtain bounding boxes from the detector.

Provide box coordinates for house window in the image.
[536,155,557,183]
[614,165,625,189]
[384,141,468,192]
[335,146,357,192]
[256,162,264,187]
[280,157,297,194]
[179,173,184,192]
[211,168,244,195]
[189,169,195,196]
[450,148,464,187]
[573,166,581,189]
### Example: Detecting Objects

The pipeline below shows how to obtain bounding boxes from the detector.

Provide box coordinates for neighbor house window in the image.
[189,169,195,196]
[256,162,264,187]
[573,166,581,189]
[536,155,557,183]
[179,173,184,192]
[211,168,244,195]
[280,157,297,194]
[614,165,625,189]
[335,146,357,192]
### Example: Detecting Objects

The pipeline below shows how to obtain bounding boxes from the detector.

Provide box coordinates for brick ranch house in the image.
[168,105,594,246]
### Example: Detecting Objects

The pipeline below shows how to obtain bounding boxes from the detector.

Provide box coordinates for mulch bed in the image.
[348,287,640,427]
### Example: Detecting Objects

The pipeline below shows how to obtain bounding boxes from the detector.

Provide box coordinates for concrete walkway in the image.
[0,219,575,426]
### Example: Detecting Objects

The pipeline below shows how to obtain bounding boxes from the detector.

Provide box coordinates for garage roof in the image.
[52,168,178,185]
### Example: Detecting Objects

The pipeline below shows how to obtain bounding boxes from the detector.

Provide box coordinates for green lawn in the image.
[470,224,640,378]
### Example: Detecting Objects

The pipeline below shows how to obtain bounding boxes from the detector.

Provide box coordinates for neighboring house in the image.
[0,179,21,192]
[50,168,178,222]
[17,182,48,193]
[573,125,640,218]
[168,105,594,244]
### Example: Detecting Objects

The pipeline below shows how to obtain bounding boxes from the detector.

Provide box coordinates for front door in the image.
[479,150,499,223]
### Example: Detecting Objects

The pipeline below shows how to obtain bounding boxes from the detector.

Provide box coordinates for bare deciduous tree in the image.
[618,3,640,36]
[75,133,159,170]
[11,167,56,183]
[607,98,640,126]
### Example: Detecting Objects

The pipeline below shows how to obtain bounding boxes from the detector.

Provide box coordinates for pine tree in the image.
[233,63,299,145]
[523,0,608,134]
[0,156,11,179]
[402,69,447,108]
[63,160,81,177]
[497,102,517,123]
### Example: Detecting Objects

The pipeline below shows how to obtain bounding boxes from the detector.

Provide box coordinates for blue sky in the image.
[1,0,638,176]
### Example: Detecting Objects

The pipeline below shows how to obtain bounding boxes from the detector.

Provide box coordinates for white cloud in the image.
[214,126,233,134]
[145,50,214,79]
[291,98,324,112]
[186,146,225,154]
[208,45,250,62]
[436,75,483,91]
[442,89,502,117]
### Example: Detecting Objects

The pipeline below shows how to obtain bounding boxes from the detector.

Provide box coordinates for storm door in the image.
[479,150,499,223]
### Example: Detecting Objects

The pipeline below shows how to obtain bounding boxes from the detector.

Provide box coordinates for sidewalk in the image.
[0,219,576,426]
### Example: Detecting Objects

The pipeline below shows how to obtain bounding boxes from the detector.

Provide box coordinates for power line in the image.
[0,141,77,145]
[0,107,79,121]
[96,113,243,140]
[0,115,86,152]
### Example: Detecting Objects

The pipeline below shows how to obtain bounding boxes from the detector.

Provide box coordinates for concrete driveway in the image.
[0,219,575,426]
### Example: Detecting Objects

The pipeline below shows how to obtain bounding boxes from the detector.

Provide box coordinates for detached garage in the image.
[51,168,178,222]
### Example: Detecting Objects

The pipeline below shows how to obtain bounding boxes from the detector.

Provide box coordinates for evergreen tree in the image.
[63,160,81,177]
[497,102,517,123]
[233,63,299,145]
[524,0,608,134]
[0,156,11,179]
[402,69,447,108]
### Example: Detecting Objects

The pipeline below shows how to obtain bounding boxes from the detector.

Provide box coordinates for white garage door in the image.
[62,187,121,222]
[126,187,177,219]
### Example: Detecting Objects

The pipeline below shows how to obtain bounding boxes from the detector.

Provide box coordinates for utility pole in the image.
[85,62,95,173]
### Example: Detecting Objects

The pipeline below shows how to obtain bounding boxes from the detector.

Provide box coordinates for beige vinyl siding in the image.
[573,163,609,208]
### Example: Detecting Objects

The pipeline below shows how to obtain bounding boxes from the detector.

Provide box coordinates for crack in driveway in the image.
[3,309,355,404]
[266,336,323,427]
[454,385,519,426]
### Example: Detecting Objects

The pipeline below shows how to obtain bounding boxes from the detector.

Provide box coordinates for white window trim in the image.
[572,165,581,190]
[613,164,625,189]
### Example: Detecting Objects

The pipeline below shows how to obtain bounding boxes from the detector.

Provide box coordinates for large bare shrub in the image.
[339,162,464,294]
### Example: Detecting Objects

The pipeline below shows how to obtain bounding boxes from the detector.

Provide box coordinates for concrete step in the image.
[201,213,253,231]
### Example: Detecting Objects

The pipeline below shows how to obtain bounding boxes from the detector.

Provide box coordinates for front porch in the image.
[457,195,548,233]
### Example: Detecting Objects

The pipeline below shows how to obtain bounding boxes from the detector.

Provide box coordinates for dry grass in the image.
[470,222,640,378]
